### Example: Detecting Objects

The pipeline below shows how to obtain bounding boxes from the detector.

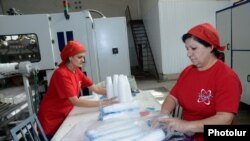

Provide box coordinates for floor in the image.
[135,77,250,124]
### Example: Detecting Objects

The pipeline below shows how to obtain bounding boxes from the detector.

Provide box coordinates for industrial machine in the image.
[0,61,38,141]
[0,62,37,118]
[0,10,131,139]
[0,10,131,83]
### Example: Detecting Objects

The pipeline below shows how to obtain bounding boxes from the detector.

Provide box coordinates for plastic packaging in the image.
[112,74,119,98]
[84,118,165,141]
[106,76,114,98]
[99,101,140,121]
[85,111,194,141]
[146,111,195,141]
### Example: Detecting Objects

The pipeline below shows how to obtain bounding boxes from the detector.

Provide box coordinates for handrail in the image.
[125,6,132,24]
[233,0,248,5]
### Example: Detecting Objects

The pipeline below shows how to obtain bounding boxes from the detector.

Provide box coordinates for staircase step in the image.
[130,20,143,24]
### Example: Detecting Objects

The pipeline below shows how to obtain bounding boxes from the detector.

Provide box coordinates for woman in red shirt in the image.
[159,23,242,141]
[38,40,115,139]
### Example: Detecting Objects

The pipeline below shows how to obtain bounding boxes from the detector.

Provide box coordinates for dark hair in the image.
[182,33,224,61]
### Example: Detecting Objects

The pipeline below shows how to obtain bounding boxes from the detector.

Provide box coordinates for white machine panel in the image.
[94,17,131,81]
[216,8,231,66]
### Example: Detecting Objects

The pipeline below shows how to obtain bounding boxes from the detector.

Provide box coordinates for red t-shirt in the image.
[170,60,242,141]
[38,64,93,135]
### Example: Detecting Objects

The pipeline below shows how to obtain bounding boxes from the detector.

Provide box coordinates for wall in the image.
[0,0,3,13]
[141,0,234,79]
[0,0,141,19]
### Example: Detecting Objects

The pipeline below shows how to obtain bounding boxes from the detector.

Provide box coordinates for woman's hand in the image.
[99,97,118,107]
[158,117,191,133]
[150,113,170,129]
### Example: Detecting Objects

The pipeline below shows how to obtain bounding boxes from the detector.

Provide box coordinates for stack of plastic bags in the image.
[85,112,193,141]
[99,101,140,121]
[99,74,137,121]
[84,118,165,141]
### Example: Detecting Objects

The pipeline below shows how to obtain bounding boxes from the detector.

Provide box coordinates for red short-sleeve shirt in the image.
[38,64,93,135]
[170,60,242,141]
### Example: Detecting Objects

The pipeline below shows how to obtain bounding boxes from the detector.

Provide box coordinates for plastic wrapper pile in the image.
[85,111,194,141]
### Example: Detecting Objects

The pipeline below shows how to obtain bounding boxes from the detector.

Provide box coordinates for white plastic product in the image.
[102,101,139,113]
[92,127,142,141]
[106,76,114,98]
[87,122,137,139]
[124,75,133,102]
[117,75,125,102]
[117,75,132,103]
[101,109,140,121]
[85,119,150,141]
[112,74,119,98]
[137,129,165,141]
[99,101,140,121]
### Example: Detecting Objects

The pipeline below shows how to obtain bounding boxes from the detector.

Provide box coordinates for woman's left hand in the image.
[158,117,190,133]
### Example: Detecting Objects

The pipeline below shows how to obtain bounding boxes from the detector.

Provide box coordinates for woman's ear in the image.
[210,46,215,52]
[211,46,214,50]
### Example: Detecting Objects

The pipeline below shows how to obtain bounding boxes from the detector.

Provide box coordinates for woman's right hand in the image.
[99,97,118,107]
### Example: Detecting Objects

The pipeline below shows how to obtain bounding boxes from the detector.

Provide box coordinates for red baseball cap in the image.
[188,23,225,51]
[60,40,86,62]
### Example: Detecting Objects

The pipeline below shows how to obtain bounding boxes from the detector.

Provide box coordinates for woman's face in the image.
[185,38,213,70]
[70,52,86,68]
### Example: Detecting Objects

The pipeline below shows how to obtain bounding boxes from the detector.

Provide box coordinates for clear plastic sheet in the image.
[84,118,165,141]
[0,86,26,104]
[146,111,194,141]
[85,111,194,141]
[98,101,140,121]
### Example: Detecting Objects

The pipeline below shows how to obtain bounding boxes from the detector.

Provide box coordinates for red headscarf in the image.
[60,40,86,62]
[188,23,225,51]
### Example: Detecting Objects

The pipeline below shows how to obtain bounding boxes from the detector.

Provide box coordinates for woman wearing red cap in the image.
[159,23,242,141]
[38,40,115,139]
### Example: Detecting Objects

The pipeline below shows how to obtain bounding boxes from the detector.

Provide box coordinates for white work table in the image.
[51,91,162,141]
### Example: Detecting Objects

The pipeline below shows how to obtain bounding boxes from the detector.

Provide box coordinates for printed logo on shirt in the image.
[197,89,213,105]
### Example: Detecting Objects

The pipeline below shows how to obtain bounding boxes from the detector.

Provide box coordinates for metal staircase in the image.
[125,7,159,79]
